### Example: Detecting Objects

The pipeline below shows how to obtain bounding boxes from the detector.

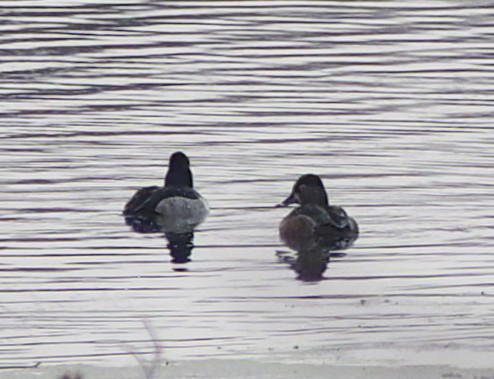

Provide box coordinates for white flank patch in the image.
[154,196,209,233]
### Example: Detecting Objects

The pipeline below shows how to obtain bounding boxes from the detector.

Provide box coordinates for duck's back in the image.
[123,185,160,216]
[315,206,359,250]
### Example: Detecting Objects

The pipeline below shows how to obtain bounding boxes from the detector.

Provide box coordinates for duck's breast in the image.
[279,213,317,252]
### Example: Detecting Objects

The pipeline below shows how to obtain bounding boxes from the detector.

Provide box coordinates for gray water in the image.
[1,0,494,369]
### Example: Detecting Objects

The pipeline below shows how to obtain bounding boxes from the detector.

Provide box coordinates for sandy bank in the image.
[2,359,494,379]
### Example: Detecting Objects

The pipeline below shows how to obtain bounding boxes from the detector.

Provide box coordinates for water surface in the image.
[1,0,494,368]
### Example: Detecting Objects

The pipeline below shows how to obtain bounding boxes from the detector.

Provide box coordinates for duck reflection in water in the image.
[123,152,209,263]
[277,174,359,281]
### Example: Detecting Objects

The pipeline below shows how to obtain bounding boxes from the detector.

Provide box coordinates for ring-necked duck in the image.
[124,151,209,233]
[278,174,358,251]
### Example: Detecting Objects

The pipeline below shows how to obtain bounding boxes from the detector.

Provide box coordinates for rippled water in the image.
[1,0,494,369]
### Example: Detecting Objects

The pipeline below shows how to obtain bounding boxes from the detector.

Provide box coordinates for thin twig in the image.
[122,319,162,379]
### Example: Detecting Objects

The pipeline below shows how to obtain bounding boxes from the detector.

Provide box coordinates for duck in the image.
[123,151,209,233]
[278,174,358,252]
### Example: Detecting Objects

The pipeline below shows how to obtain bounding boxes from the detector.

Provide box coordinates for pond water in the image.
[1,0,494,369]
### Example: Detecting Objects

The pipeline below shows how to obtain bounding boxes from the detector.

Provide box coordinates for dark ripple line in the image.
[0,206,96,213]
[2,129,211,140]
[0,335,238,350]
[6,2,479,12]
[332,272,494,280]
[0,338,233,364]
[0,287,182,293]
[0,267,81,272]
[0,252,152,257]
[221,293,494,301]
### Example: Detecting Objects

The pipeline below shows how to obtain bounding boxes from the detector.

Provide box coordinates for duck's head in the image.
[279,174,329,207]
[169,151,190,167]
[165,151,193,188]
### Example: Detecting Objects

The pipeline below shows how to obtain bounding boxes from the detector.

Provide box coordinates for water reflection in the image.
[277,247,330,282]
[165,231,194,264]
[277,242,352,282]
[124,213,197,264]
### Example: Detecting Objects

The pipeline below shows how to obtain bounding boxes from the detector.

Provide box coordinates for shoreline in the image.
[2,359,494,379]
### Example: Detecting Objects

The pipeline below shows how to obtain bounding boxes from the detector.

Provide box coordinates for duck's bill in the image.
[276,193,297,207]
